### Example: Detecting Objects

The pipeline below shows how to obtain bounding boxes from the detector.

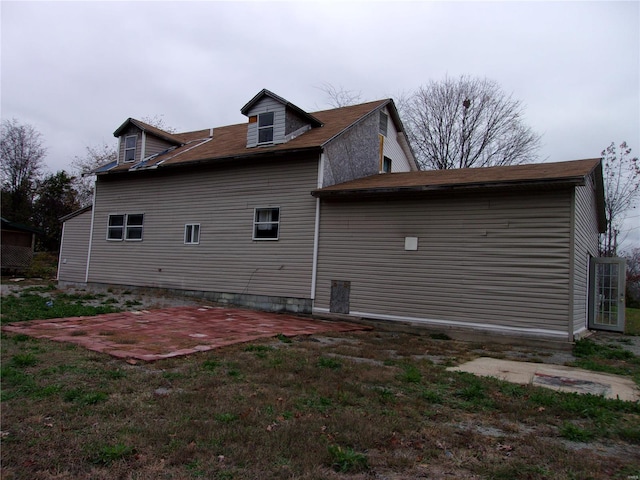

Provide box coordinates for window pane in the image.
[258,128,273,143]
[109,215,124,226]
[192,224,200,242]
[108,227,123,240]
[379,112,388,136]
[254,224,278,239]
[126,227,143,240]
[127,214,144,226]
[125,136,137,148]
[259,112,274,127]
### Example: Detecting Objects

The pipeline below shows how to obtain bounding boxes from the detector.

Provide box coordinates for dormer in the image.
[113,118,183,164]
[241,89,322,148]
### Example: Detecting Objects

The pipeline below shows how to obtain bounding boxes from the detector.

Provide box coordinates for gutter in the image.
[311,177,587,199]
[97,146,323,176]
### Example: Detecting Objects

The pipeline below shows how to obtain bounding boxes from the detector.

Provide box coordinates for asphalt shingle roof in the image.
[312,158,602,196]
[102,100,390,175]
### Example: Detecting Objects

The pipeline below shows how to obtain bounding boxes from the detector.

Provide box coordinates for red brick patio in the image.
[1,306,369,362]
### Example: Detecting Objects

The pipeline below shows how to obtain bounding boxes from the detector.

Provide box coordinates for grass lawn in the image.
[1,286,640,479]
[627,308,640,335]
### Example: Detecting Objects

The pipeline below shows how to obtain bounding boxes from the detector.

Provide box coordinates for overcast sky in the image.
[2,1,639,248]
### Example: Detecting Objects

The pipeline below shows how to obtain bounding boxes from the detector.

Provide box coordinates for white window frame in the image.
[257,112,275,145]
[253,207,280,241]
[107,214,125,241]
[124,135,137,162]
[107,213,144,241]
[125,213,144,241]
[184,223,200,245]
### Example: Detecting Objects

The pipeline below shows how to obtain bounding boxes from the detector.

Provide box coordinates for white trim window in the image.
[107,214,125,241]
[184,223,200,245]
[257,112,274,144]
[124,135,137,162]
[253,207,280,240]
[125,214,144,240]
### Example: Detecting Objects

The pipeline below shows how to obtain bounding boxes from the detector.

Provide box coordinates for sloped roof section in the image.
[113,118,184,145]
[312,159,602,196]
[313,158,606,232]
[99,99,390,175]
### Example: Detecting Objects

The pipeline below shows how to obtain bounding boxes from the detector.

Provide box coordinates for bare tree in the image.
[316,82,363,108]
[141,114,177,133]
[623,247,640,307]
[600,141,640,256]
[400,76,541,170]
[71,143,117,207]
[0,119,47,223]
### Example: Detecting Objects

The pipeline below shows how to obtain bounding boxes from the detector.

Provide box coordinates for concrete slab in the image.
[448,357,640,402]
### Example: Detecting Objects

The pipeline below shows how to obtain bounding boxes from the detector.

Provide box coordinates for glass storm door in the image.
[589,257,626,333]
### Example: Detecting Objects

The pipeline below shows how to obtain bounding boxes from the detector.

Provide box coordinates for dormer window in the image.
[258,112,274,144]
[124,135,137,162]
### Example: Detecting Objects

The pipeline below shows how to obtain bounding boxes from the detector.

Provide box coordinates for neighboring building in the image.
[1,217,41,273]
[58,89,609,342]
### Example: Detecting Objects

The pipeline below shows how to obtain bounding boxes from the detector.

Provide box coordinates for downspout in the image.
[85,180,97,283]
[310,153,325,301]
[140,131,147,160]
[567,188,577,342]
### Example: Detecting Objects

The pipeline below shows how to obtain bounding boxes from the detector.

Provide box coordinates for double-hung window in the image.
[257,112,274,144]
[126,214,144,240]
[107,213,144,241]
[184,224,200,244]
[107,214,125,240]
[253,207,279,240]
[124,135,137,162]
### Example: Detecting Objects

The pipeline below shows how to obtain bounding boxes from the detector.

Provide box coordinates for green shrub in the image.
[327,444,368,473]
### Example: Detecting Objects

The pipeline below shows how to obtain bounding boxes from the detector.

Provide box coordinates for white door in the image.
[589,257,626,333]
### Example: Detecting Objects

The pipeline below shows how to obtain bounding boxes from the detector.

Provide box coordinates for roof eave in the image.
[96,146,323,176]
[312,177,587,199]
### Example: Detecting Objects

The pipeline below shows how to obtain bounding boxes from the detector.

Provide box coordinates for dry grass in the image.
[2,283,639,479]
[2,328,639,480]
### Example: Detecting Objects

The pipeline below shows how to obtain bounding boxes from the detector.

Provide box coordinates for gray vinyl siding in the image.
[144,134,175,158]
[322,112,380,187]
[87,157,318,299]
[245,97,286,147]
[314,190,575,337]
[58,209,92,283]
[571,174,601,336]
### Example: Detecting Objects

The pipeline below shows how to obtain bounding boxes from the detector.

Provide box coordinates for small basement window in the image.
[125,214,144,241]
[107,214,125,241]
[253,207,279,240]
[258,112,274,144]
[124,135,137,162]
[184,224,200,244]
